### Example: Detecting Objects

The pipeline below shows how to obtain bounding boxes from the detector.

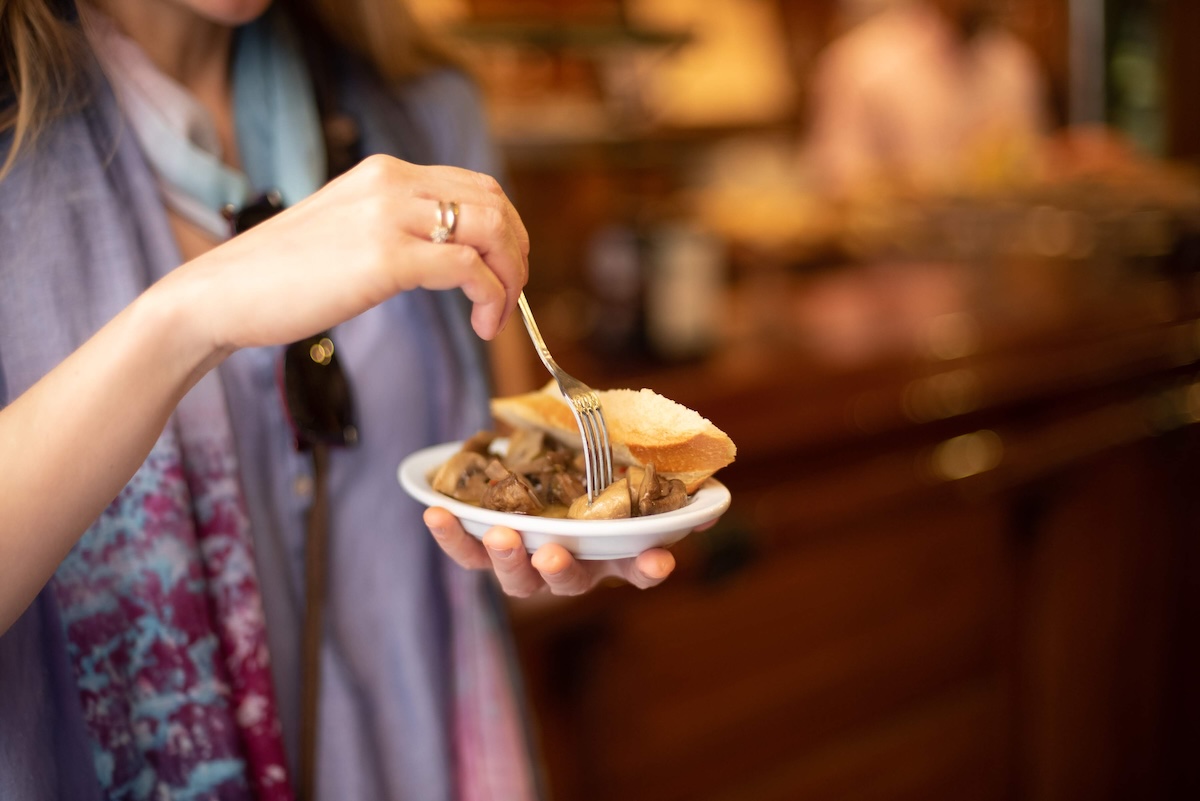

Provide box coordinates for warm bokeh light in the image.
[419,1,1200,798]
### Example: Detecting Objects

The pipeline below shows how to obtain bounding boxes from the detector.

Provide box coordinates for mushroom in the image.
[567,478,633,520]
[546,470,586,507]
[431,431,693,519]
[636,463,688,516]
[460,430,498,456]
[502,427,545,472]
[481,461,544,515]
[430,451,490,504]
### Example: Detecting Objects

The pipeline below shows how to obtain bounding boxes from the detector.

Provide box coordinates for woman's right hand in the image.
[0,155,529,633]
[171,154,531,356]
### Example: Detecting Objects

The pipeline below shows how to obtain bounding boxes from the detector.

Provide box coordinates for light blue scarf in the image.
[85,4,325,237]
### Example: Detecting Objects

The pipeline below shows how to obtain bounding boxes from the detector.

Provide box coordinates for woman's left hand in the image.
[423,507,699,596]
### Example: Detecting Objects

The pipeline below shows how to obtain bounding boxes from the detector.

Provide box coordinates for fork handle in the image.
[517,293,559,375]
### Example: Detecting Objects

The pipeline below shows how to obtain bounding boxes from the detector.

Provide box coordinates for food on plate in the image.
[492,382,737,494]
[565,462,688,520]
[429,382,736,520]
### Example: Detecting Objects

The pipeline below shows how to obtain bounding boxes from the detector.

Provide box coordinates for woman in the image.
[0,0,677,798]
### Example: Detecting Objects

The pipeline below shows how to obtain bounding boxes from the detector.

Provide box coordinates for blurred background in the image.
[414,1,1200,798]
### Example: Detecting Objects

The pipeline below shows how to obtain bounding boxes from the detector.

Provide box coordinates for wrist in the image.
[132,264,233,389]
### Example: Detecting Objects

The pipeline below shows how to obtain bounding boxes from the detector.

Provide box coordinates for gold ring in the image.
[430,200,460,244]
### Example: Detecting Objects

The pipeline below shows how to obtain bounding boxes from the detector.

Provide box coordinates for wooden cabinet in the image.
[505,285,1200,801]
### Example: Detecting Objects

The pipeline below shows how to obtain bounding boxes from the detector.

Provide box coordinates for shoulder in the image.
[396,67,486,124]
[393,68,498,174]
[338,59,501,178]
[0,66,124,208]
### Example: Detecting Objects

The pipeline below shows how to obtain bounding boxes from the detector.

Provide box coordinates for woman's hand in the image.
[173,155,530,353]
[0,155,527,634]
[423,507,714,596]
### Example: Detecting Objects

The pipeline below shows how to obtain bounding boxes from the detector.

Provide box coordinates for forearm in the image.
[0,275,224,633]
[0,154,532,633]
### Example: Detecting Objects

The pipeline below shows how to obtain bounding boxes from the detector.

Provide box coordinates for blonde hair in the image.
[0,0,457,179]
[0,1,84,178]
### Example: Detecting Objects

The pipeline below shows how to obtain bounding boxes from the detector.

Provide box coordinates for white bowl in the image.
[398,439,731,560]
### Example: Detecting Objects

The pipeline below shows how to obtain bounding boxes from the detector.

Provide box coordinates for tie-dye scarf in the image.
[0,8,539,801]
[49,379,292,799]
[48,7,322,799]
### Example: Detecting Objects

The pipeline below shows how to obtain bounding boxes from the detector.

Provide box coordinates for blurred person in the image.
[804,0,1050,198]
[0,1,684,799]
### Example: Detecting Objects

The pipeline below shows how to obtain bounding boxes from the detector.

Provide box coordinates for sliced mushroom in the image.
[542,438,575,466]
[567,478,633,520]
[481,463,544,515]
[484,459,510,482]
[502,428,545,472]
[432,429,693,519]
[547,470,586,507]
[430,451,490,504]
[461,430,498,456]
[627,467,641,514]
[637,462,688,516]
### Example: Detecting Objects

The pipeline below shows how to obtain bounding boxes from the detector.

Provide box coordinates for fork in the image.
[516,292,614,503]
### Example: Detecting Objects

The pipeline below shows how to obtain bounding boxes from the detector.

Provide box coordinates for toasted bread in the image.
[490,381,736,493]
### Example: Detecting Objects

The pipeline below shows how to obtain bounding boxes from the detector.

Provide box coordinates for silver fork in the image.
[516,292,614,502]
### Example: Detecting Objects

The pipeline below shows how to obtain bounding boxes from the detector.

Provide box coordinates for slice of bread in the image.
[490,381,736,493]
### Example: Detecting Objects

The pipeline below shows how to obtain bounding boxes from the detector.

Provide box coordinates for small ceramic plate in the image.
[398,440,731,560]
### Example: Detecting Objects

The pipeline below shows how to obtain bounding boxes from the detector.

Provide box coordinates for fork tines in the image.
[568,391,614,502]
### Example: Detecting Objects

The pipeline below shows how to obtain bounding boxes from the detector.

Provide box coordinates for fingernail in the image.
[490,547,514,559]
[428,526,445,537]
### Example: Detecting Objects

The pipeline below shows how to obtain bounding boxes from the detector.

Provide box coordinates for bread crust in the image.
[491,382,736,493]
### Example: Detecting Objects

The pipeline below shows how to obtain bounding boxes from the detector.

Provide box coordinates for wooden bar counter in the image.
[501,254,1200,801]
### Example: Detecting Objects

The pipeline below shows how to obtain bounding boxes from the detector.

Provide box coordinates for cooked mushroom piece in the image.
[460,430,498,456]
[502,427,545,472]
[431,428,700,520]
[542,437,575,464]
[637,462,688,516]
[567,478,633,520]
[481,463,544,515]
[484,459,510,482]
[430,451,490,504]
[547,470,586,507]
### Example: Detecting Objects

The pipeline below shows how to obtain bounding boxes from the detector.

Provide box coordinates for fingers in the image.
[423,503,680,598]
[531,544,594,596]
[389,161,528,264]
[623,548,676,589]
[424,507,491,570]
[445,198,527,332]
[398,240,509,339]
[424,510,545,595]
[188,155,530,355]
[528,546,674,595]
[380,182,527,338]
[462,527,671,598]
[393,194,526,274]
[419,165,531,261]
[471,169,530,259]
[480,527,544,598]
